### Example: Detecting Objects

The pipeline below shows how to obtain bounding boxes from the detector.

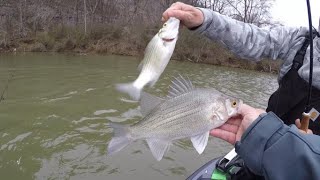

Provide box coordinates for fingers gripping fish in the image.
[116,17,180,100]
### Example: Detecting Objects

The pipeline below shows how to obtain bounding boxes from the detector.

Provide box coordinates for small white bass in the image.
[116,17,180,100]
[108,76,242,161]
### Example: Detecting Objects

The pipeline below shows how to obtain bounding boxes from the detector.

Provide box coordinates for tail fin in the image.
[107,123,132,155]
[116,82,141,100]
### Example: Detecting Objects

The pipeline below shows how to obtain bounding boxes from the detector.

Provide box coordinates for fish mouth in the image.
[162,38,175,42]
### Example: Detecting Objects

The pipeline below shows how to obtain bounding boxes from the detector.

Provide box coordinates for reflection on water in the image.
[0,53,278,180]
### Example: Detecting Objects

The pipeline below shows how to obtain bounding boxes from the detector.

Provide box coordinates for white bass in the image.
[108,76,242,161]
[116,17,180,100]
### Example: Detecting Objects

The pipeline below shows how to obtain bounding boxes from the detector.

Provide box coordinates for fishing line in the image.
[0,56,16,104]
[313,26,320,37]
[0,72,14,103]
[305,0,314,112]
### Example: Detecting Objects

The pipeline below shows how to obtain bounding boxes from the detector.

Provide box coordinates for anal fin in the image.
[146,138,170,161]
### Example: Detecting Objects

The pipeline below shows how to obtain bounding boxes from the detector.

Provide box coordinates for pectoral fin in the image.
[191,131,209,154]
[146,138,170,161]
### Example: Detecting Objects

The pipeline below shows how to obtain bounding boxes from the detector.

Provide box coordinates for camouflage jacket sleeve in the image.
[194,8,309,61]
[235,112,320,180]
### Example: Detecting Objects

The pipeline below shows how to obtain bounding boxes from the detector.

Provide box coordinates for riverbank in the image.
[0,25,281,73]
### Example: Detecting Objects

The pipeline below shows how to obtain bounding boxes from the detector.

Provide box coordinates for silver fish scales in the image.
[116,17,180,100]
[109,75,242,161]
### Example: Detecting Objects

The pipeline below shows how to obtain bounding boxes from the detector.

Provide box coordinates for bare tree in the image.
[225,0,274,27]
[0,0,277,41]
[83,0,87,34]
[210,0,228,14]
[197,0,228,14]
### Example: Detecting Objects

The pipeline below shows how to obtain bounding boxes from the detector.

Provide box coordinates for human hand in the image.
[162,2,204,29]
[295,119,313,134]
[210,104,265,145]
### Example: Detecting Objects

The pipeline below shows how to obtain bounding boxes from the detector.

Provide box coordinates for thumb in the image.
[163,10,187,22]
[237,104,253,115]
[295,119,301,128]
[238,104,265,118]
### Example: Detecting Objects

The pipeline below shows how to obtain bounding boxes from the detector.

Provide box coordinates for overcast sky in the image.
[271,0,320,28]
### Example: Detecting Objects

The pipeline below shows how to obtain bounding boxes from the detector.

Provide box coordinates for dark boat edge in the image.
[186,157,221,180]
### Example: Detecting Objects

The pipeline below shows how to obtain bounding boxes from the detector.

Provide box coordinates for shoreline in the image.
[0,28,281,74]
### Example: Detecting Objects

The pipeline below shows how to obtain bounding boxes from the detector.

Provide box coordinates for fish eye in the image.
[163,23,167,27]
[231,100,237,107]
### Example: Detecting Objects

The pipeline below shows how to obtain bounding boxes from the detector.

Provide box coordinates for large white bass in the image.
[116,17,180,100]
[108,76,242,161]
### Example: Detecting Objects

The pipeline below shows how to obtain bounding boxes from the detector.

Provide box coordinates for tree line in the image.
[0,0,276,39]
[0,0,280,73]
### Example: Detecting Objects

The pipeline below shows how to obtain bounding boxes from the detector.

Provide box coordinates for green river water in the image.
[0,53,278,180]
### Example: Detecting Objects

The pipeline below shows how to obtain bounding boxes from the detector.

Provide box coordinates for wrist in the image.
[243,112,266,130]
[235,112,283,175]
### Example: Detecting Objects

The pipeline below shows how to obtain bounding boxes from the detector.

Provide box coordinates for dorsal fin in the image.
[167,75,194,98]
[140,92,164,116]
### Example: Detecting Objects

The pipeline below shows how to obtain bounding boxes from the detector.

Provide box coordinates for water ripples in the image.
[0,54,278,180]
